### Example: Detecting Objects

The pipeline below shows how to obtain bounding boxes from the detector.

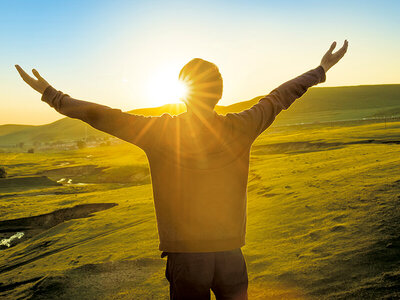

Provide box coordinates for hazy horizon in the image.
[1,82,399,127]
[0,83,400,126]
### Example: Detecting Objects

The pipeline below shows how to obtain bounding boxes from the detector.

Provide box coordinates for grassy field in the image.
[1,120,400,299]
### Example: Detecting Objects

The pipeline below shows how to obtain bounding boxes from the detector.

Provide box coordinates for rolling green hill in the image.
[0,124,34,137]
[1,84,399,147]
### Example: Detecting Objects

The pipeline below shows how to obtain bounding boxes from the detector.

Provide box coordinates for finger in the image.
[15,65,35,84]
[343,39,349,51]
[339,40,348,50]
[336,40,349,56]
[328,41,337,53]
[32,69,44,81]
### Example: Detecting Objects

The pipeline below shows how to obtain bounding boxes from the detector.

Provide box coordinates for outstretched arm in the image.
[227,40,349,140]
[15,65,158,149]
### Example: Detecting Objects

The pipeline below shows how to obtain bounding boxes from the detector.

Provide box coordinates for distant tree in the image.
[76,140,87,149]
[27,148,35,153]
[17,142,24,149]
[0,167,6,178]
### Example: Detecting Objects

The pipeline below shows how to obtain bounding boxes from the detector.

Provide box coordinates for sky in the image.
[1,0,399,125]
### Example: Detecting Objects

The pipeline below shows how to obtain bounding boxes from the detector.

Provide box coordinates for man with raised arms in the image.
[16,40,348,300]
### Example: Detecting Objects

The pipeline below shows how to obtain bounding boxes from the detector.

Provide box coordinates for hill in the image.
[1,121,400,298]
[0,84,399,147]
[0,124,34,137]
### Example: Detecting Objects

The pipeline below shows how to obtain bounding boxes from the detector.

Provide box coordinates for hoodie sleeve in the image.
[226,65,326,140]
[41,86,159,150]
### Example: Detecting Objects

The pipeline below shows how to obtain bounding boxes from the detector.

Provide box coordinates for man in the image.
[16,40,348,300]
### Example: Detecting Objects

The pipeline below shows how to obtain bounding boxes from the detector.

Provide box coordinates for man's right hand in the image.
[320,40,348,73]
[15,65,51,94]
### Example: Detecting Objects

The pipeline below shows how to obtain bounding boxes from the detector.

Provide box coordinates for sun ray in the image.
[191,111,248,172]
[147,67,189,106]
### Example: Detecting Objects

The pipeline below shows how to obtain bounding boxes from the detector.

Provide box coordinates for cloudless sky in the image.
[1,0,399,125]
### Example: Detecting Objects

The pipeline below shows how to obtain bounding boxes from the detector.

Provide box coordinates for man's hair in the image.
[179,58,223,109]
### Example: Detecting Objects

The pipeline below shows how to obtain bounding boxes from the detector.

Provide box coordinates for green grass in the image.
[0,121,399,299]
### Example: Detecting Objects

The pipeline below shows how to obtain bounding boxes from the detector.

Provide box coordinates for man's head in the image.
[179,58,223,110]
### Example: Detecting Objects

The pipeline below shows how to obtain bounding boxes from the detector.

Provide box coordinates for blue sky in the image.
[1,0,399,125]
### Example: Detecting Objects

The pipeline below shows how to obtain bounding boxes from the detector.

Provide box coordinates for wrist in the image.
[39,84,51,95]
[41,85,57,105]
[319,64,329,73]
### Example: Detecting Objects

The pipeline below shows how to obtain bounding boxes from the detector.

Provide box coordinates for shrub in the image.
[0,167,6,178]
[76,140,87,149]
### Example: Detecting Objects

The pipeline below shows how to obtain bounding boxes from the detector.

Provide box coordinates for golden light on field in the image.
[146,66,189,106]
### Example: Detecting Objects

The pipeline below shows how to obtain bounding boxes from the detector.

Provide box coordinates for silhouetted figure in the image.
[16,40,348,300]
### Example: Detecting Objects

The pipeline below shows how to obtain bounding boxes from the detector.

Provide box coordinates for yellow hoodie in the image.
[41,66,326,252]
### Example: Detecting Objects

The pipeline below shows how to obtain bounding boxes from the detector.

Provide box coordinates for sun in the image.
[146,67,188,106]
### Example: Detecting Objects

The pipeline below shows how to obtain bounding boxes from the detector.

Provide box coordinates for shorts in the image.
[162,248,248,300]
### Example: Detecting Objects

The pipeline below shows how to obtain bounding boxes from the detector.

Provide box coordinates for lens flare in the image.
[176,79,189,101]
[147,67,189,106]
